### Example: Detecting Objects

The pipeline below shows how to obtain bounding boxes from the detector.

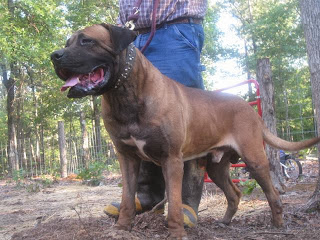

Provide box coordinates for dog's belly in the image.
[182,134,241,161]
[120,132,241,165]
[183,151,209,161]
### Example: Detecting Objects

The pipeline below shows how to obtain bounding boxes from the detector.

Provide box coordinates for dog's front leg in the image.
[115,154,140,231]
[162,156,187,239]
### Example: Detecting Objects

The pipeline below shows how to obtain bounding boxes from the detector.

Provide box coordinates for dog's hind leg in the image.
[206,151,242,225]
[241,146,283,227]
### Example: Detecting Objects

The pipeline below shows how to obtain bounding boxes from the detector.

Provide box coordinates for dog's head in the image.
[51,24,137,98]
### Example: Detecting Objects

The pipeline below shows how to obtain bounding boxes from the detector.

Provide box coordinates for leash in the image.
[125,0,142,30]
[140,0,159,53]
[125,0,160,54]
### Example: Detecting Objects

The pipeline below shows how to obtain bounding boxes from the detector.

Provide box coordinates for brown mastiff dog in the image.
[51,24,320,239]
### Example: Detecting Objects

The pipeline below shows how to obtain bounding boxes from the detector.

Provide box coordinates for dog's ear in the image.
[101,23,137,54]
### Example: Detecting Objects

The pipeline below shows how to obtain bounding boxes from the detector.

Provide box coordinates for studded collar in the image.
[114,43,136,89]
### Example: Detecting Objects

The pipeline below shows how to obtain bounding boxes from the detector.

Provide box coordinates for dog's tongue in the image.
[60,76,79,92]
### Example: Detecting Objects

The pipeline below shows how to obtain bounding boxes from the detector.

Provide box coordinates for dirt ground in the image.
[1,160,320,240]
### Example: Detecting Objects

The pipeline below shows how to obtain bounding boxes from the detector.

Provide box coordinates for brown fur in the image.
[52,24,320,239]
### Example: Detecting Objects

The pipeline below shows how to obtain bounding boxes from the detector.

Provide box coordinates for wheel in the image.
[282,158,302,180]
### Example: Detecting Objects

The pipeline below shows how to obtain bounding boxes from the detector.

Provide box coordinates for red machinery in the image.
[204,79,261,183]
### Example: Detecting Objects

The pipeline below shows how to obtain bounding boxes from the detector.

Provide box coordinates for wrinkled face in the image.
[51,24,136,98]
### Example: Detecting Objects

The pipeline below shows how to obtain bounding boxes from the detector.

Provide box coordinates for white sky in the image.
[207,6,250,95]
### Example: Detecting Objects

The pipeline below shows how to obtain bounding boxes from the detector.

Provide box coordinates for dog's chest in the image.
[121,136,154,162]
[118,125,169,165]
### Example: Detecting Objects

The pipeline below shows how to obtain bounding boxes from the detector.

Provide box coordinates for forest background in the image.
[0,0,316,177]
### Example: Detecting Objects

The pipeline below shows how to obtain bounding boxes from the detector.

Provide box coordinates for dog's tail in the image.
[262,126,320,151]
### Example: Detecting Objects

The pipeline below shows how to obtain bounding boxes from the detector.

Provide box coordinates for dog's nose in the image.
[51,49,65,62]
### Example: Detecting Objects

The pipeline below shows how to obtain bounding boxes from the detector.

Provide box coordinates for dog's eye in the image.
[80,38,94,46]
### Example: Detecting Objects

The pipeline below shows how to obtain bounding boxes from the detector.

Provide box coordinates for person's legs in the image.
[104,158,206,228]
[136,161,165,212]
[181,158,206,227]
[104,21,206,227]
[104,161,165,217]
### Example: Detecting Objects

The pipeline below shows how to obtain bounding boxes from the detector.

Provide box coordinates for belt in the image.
[135,17,203,35]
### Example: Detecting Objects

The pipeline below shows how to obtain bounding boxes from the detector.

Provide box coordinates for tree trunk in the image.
[299,0,320,211]
[2,0,19,174]
[256,58,285,193]
[58,121,68,178]
[21,138,28,173]
[16,78,25,170]
[40,124,45,173]
[80,111,90,168]
[92,96,102,154]
[108,141,116,159]
[28,138,35,177]
[28,67,42,174]
[2,63,19,174]
[30,141,37,176]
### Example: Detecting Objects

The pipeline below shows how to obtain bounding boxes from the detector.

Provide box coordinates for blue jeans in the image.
[134,21,205,89]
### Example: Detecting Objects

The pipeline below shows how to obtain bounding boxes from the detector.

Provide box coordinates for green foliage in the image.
[77,161,106,186]
[0,0,316,177]
[0,0,120,177]
[0,110,8,141]
[39,175,55,187]
[106,159,120,173]
[62,0,119,30]
[12,169,27,184]
[25,183,41,193]
[11,170,54,191]
[203,5,222,60]
[222,0,314,141]
[240,179,261,195]
[230,167,240,179]
[202,3,224,88]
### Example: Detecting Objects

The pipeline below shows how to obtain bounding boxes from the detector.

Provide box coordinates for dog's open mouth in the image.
[60,67,109,92]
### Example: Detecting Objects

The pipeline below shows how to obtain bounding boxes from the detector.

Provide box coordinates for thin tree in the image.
[58,121,68,178]
[257,58,285,193]
[1,0,19,174]
[300,0,320,211]
[92,96,102,155]
[80,111,90,168]
[1,61,19,173]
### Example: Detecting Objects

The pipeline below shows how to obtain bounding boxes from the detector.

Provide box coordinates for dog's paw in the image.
[217,218,231,226]
[114,223,132,231]
[272,221,284,228]
[167,228,188,240]
[167,235,189,240]
[105,229,139,239]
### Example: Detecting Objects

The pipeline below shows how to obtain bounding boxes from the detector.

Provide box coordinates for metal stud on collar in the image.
[114,43,136,89]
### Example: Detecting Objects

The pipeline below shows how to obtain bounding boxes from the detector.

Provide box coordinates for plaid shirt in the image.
[117,0,207,29]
